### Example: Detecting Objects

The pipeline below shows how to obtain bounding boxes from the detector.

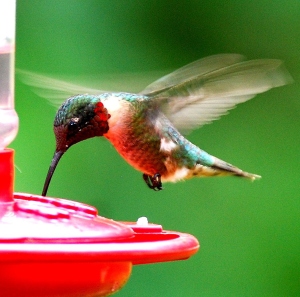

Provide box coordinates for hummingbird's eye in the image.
[68,117,80,131]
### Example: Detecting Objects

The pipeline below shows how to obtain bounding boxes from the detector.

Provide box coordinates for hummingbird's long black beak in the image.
[42,151,64,196]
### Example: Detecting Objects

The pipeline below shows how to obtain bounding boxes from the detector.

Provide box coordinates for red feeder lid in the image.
[0,149,199,297]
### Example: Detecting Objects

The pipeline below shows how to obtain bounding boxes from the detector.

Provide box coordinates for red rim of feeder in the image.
[0,148,199,296]
[0,192,199,265]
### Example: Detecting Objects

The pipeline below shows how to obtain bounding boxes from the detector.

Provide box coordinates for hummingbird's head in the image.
[42,95,111,196]
[54,95,111,152]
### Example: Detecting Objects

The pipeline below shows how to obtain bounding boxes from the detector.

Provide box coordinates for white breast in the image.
[103,95,129,127]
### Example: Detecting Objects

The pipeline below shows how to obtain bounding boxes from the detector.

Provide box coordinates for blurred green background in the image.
[13,1,299,296]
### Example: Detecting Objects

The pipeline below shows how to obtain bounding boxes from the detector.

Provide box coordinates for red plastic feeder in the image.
[0,149,199,297]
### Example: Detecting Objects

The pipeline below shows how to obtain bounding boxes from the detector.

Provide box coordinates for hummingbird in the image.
[18,54,292,195]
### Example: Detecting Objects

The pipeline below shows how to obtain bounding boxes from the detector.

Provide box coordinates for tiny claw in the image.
[143,173,163,191]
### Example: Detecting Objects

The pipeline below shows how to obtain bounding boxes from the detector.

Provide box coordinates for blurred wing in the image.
[141,54,246,95]
[141,55,292,133]
[16,69,105,108]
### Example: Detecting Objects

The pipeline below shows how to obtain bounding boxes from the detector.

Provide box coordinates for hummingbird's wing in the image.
[141,54,246,95]
[140,54,292,133]
[17,69,164,108]
[17,69,105,108]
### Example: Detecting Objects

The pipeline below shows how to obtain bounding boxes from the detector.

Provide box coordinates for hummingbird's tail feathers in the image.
[211,157,261,181]
[240,172,261,181]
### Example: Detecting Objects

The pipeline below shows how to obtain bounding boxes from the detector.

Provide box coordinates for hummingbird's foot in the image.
[143,173,163,191]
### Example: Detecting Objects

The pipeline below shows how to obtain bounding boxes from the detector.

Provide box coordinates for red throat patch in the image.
[94,102,111,122]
